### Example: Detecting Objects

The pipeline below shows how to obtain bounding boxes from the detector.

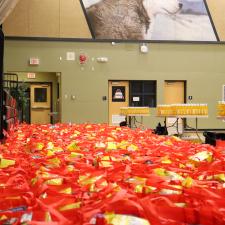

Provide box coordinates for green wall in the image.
[4,40,225,129]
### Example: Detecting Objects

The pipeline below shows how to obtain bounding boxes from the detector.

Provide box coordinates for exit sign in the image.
[29,58,40,65]
[27,73,36,79]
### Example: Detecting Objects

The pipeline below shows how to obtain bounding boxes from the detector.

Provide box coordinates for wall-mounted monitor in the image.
[80,0,220,42]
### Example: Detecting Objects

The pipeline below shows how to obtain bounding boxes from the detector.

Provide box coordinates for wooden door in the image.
[164,81,185,134]
[30,84,51,124]
[108,81,129,125]
[164,81,184,104]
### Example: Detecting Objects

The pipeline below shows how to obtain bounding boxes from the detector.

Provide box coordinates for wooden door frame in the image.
[108,80,129,125]
[29,82,53,124]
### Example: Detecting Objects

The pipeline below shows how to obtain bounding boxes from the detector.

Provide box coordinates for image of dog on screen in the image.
[81,0,217,41]
[82,0,182,40]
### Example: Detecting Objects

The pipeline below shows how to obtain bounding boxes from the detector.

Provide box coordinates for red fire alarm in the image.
[79,53,88,65]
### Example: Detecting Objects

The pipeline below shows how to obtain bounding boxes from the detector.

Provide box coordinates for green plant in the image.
[10,82,29,122]
[11,82,28,107]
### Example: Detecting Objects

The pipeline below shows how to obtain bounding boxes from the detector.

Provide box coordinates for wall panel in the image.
[3,0,91,38]
[29,0,60,37]
[206,0,225,41]
[3,0,29,36]
[60,0,91,38]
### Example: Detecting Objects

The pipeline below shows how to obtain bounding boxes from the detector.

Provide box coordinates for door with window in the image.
[30,84,51,124]
[108,81,129,125]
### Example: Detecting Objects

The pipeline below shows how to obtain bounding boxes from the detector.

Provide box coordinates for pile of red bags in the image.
[0,123,225,225]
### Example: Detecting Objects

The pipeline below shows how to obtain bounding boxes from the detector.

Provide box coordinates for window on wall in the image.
[130,81,156,107]
[34,88,47,102]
